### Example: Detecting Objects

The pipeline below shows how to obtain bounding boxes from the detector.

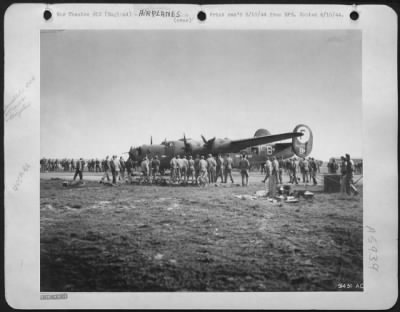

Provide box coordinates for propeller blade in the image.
[201,135,207,144]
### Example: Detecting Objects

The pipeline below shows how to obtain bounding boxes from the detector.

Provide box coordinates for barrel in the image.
[323,174,341,193]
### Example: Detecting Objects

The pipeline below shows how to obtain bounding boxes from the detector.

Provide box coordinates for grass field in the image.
[40,171,363,292]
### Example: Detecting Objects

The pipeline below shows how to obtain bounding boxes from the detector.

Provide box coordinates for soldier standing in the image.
[345,154,357,195]
[194,154,200,185]
[299,157,305,181]
[262,157,272,183]
[95,158,100,172]
[141,156,150,182]
[260,162,266,174]
[119,157,126,181]
[100,156,111,183]
[187,155,195,184]
[151,155,160,182]
[263,157,272,195]
[278,156,284,184]
[110,155,121,184]
[73,158,84,181]
[309,157,318,185]
[199,155,208,185]
[307,158,313,182]
[207,154,217,183]
[328,158,338,174]
[340,156,347,194]
[291,158,299,184]
[238,154,250,186]
[285,158,291,175]
[181,155,188,183]
[170,155,178,182]
[40,158,45,172]
[223,154,234,183]
[302,157,309,183]
[216,154,224,183]
[269,157,279,197]
[125,157,134,183]
[176,155,183,182]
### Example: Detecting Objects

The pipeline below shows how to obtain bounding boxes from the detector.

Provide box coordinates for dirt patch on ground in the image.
[40,173,363,292]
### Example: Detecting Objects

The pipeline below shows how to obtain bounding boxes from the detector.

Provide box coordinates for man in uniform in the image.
[141,156,150,182]
[100,156,111,183]
[170,155,178,182]
[40,158,46,172]
[291,158,299,184]
[151,155,160,182]
[263,157,272,195]
[194,154,201,185]
[309,157,318,185]
[302,157,309,183]
[110,155,121,184]
[298,157,305,181]
[73,158,84,181]
[198,155,208,185]
[70,159,74,172]
[238,154,250,186]
[181,155,189,183]
[223,154,234,183]
[215,154,224,183]
[285,158,291,175]
[119,156,126,181]
[95,158,101,172]
[260,162,266,174]
[340,156,347,194]
[262,157,272,183]
[307,158,313,182]
[207,154,217,183]
[345,154,357,195]
[176,155,183,182]
[81,159,86,173]
[269,157,279,197]
[187,155,195,184]
[125,156,134,183]
[278,156,284,184]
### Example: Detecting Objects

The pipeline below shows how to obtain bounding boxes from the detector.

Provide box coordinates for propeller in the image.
[201,135,216,150]
[150,136,153,145]
[183,133,192,153]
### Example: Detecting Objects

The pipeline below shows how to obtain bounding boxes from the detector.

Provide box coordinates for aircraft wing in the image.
[230,132,302,152]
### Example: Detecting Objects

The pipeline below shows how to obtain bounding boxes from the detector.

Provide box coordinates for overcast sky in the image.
[41,29,361,160]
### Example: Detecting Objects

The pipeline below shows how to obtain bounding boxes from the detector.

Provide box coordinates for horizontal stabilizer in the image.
[230,132,302,152]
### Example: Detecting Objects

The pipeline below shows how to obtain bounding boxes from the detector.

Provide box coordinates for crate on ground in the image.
[324,174,341,193]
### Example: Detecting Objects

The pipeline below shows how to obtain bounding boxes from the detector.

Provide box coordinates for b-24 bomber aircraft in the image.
[128,124,313,170]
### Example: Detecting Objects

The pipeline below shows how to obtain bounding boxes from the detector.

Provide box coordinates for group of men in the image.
[339,154,358,195]
[168,154,235,185]
[52,152,358,197]
[40,157,120,173]
[99,155,137,184]
[328,158,363,175]
[260,156,319,186]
